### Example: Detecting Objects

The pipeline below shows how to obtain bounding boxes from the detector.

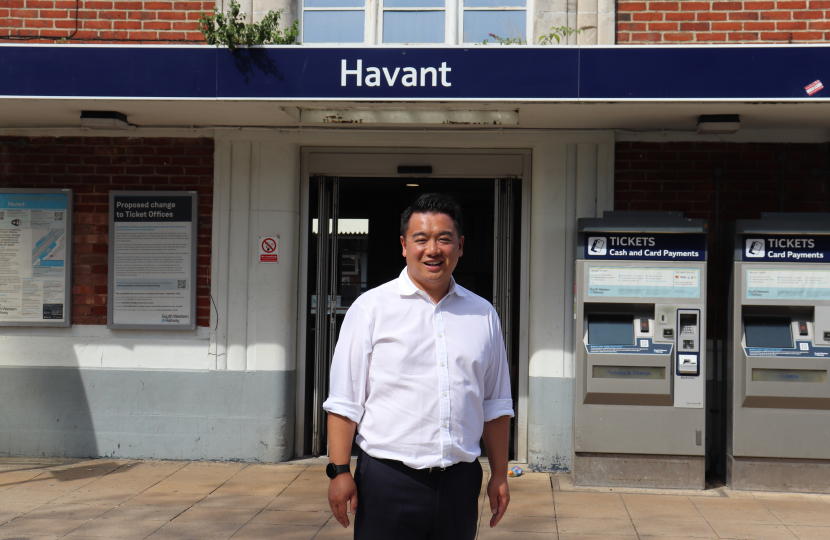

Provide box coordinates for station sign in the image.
[584,233,706,261]
[741,234,830,262]
[1,45,829,102]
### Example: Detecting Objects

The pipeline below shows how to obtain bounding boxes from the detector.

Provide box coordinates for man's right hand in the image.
[328,472,358,528]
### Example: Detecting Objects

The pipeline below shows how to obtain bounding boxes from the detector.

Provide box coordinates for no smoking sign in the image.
[259,236,279,263]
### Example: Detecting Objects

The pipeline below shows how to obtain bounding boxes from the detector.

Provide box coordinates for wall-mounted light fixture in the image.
[80,111,129,130]
[697,114,740,135]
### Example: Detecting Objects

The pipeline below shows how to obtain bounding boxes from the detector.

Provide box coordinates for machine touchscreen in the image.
[744,316,793,349]
[588,314,635,346]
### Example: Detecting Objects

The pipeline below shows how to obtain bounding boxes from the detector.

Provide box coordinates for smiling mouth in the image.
[424,261,443,268]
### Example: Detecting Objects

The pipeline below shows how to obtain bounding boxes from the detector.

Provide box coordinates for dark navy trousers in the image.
[353,447,483,540]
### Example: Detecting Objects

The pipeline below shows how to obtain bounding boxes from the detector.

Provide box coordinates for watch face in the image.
[325,463,337,479]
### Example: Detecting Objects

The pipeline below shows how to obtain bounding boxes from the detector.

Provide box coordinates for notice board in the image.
[0,188,72,327]
[108,191,198,330]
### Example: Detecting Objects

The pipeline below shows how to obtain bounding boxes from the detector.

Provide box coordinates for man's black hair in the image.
[400,193,464,238]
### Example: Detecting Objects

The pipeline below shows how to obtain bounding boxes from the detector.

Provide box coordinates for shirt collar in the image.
[397,267,466,299]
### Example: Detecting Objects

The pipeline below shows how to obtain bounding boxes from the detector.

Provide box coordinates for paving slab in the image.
[25,504,114,521]
[231,523,322,540]
[487,513,557,533]
[195,494,275,509]
[0,517,86,537]
[99,504,190,522]
[554,491,625,506]
[503,501,557,517]
[477,529,554,539]
[172,506,261,524]
[249,510,330,527]
[3,458,830,540]
[758,499,830,513]
[623,493,699,508]
[145,521,242,540]
[695,506,782,524]
[559,535,635,540]
[266,496,333,512]
[787,526,830,540]
[0,488,67,504]
[51,490,137,506]
[634,518,718,538]
[124,492,207,507]
[557,517,638,536]
[627,503,706,521]
[64,519,166,539]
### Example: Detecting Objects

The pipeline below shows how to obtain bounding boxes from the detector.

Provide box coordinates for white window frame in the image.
[299,0,529,45]
[301,0,374,44]
[378,0,451,45]
[461,1,528,44]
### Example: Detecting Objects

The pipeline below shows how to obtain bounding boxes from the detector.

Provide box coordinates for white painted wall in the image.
[211,137,301,372]
[528,140,615,379]
[0,327,211,370]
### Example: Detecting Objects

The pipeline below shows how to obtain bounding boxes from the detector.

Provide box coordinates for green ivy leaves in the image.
[199,0,299,51]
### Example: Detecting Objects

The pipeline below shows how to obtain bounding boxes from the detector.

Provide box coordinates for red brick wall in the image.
[0,1,213,42]
[0,136,214,326]
[618,1,830,43]
[615,141,830,335]
[615,141,830,219]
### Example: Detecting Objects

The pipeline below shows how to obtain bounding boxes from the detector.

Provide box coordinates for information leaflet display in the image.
[745,269,830,300]
[587,267,701,298]
[0,189,72,327]
[108,191,197,330]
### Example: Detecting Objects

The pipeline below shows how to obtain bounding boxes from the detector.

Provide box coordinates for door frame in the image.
[295,147,532,462]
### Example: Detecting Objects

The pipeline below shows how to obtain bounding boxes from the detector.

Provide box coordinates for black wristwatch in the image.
[326,463,351,479]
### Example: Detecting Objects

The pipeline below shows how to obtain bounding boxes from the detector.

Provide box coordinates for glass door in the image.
[305,176,520,458]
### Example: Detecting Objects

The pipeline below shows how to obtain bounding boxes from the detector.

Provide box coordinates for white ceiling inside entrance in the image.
[0,99,828,139]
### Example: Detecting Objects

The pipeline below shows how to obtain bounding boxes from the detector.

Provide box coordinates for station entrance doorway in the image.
[302,176,522,460]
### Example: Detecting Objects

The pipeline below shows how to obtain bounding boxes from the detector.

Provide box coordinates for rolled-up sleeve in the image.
[482,312,515,422]
[322,302,371,424]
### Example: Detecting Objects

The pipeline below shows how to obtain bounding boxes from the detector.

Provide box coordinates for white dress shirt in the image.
[323,268,514,469]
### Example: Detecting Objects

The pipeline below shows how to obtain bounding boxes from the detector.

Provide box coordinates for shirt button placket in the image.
[435,305,451,466]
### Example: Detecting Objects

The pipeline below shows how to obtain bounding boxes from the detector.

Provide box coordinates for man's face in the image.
[400,212,464,293]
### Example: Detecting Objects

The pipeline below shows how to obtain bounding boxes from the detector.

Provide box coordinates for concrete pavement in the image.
[1,457,829,540]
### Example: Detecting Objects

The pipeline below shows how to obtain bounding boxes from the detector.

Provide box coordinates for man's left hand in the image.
[487,473,510,527]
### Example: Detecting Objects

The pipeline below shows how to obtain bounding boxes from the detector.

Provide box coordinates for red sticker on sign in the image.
[805,80,824,96]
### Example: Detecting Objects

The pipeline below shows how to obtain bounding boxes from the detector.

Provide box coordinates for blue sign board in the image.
[740,234,830,262]
[0,45,829,101]
[584,233,706,261]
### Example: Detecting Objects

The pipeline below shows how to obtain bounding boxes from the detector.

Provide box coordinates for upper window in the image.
[462,0,526,44]
[301,0,525,44]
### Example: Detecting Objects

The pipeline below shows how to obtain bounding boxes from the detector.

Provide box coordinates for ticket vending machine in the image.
[728,214,830,492]
[575,212,708,489]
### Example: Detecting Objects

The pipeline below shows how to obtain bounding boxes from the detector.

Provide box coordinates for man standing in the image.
[323,193,514,540]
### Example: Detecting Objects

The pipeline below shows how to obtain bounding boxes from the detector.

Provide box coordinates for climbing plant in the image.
[480,26,595,46]
[199,0,299,50]
[538,26,595,45]
[482,33,527,46]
